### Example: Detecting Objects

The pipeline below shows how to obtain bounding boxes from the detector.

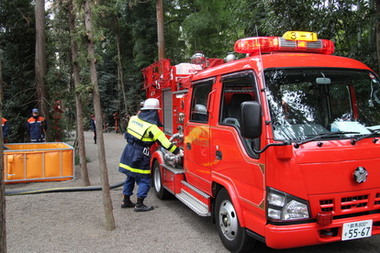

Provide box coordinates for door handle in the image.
[186,142,191,150]
[216,150,222,160]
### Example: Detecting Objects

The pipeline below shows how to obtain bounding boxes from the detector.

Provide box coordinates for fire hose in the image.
[5,181,124,196]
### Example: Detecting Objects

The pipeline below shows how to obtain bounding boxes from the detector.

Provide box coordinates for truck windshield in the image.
[265,68,380,141]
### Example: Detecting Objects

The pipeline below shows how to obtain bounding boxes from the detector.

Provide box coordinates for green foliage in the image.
[0,0,36,142]
[242,0,377,71]
[179,0,244,59]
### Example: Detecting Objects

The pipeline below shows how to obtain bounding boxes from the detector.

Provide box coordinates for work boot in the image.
[134,197,154,212]
[121,195,135,208]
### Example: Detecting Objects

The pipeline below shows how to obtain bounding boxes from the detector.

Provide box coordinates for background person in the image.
[2,117,9,143]
[90,114,96,144]
[26,108,47,142]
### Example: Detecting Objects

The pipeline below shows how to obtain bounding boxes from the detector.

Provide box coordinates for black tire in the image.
[152,160,170,199]
[215,188,255,252]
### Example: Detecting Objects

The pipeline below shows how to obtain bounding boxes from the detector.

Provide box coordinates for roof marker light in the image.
[234,37,279,54]
[234,31,334,55]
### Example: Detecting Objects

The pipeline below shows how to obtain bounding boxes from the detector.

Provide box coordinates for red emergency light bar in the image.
[234,35,334,55]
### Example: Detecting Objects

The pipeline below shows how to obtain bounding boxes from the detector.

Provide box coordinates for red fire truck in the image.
[142,31,380,251]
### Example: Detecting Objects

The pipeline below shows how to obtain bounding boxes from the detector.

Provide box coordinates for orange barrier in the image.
[3,142,74,184]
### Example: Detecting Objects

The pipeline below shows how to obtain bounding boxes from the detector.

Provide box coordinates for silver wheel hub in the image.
[218,200,238,241]
[154,167,161,192]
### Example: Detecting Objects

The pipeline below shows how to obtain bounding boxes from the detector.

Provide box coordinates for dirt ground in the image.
[5,131,227,253]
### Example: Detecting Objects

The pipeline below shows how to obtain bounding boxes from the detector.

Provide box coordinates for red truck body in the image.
[142,32,380,251]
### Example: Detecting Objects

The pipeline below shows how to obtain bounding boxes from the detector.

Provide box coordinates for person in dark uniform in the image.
[118,98,183,212]
[26,108,47,142]
[90,114,96,144]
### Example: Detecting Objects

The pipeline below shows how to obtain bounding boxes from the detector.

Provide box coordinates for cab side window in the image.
[190,81,213,123]
[219,71,260,158]
[220,72,258,128]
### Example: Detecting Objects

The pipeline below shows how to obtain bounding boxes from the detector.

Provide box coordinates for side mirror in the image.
[240,101,262,139]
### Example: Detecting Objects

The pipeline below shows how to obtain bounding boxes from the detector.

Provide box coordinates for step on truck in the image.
[141,31,380,252]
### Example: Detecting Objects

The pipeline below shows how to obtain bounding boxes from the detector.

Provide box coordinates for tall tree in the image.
[68,0,90,186]
[96,0,129,117]
[112,0,156,114]
[0,54,6,253]
[84,0,115,230]
[35,0,50,140]
[376,0,380,73]
[156,0,165,59]
[116,30,128,115]
[46,0,74,141]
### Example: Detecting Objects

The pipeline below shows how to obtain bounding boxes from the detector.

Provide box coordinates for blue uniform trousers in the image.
[123,175,151,199]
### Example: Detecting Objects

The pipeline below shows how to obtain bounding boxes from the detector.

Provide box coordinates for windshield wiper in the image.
[293,131,360,148]
[350,129,380,145]
[253,141,290,154]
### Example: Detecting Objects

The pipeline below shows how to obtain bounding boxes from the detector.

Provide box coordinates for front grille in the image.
[320,199,334,212]
[375,193,380,206]
[314,191,380,216]
[341,195,368,210]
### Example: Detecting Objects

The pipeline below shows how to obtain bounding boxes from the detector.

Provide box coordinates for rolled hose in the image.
[5,181,124,196]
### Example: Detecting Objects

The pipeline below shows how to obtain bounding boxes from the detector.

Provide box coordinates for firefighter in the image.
[26,108,47,142]
[2,117,9,143]
[118,98,183,212]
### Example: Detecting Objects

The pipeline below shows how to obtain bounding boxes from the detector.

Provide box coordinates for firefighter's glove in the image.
[178,149,184,157]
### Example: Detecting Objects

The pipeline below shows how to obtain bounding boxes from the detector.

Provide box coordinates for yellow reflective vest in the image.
[118,115,178,178]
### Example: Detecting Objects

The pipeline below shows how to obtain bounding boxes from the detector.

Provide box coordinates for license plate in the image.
[342,220,372,241]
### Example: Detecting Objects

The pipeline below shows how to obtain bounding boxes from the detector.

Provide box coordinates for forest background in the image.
[0,0,380,143]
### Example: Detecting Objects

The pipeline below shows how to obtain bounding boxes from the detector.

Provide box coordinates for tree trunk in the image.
[156,0,165,59]
[0,55,7,253]
[369,0,375,46]
[116,33,128,115]
[376,0,380,73]
[357,0,362,50]
[35,0,50,140]
[84,0,115,230]
[69,0,90,186]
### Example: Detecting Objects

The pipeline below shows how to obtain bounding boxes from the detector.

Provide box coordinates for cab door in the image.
[212,71,265,207]
[184,79,214,193]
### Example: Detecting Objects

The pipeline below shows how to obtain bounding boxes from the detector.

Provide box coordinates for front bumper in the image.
[263,213,380,249]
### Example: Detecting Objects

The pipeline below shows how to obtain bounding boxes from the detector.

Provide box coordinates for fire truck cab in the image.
[142,31,380,251]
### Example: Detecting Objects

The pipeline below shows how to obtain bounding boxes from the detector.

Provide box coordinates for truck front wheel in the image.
[215,188,255,252]
[152,160,170,199]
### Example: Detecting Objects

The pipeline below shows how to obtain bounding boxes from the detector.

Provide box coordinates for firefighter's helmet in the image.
[141,98,161,110]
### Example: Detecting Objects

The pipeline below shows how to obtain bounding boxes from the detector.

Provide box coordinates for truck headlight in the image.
[267,187,310,222]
